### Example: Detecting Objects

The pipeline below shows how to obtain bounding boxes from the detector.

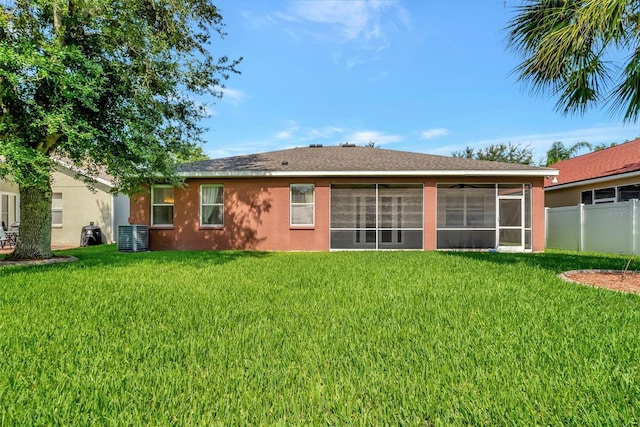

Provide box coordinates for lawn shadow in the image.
[0,244,272,277]
[438,250,635,274]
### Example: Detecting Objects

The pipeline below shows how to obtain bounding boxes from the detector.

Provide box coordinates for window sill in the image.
[290,225,315,230]
[150,225,174,230]
[52,225,63,229]
[199,225,224,230]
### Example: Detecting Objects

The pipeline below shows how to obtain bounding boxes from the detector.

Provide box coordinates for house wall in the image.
[129,176,547,252]
[50,167,115,246]
[0,179,20,229]
[546,175,640,207]
[0,179,19,193]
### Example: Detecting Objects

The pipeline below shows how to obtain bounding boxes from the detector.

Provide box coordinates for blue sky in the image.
[200,0,640,164]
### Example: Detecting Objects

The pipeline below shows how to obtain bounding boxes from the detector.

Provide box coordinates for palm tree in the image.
[545,141,593,166]
[507,1,640,122]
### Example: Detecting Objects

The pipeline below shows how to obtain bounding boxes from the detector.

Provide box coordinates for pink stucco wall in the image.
[129,176,547,252]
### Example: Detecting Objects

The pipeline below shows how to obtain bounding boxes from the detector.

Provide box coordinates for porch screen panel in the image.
[436,184,496,249]
[330,184,423,250]
[378,185,423,229]
[331,185,376,249]
[330,184,376,229]
[524,184,532,249]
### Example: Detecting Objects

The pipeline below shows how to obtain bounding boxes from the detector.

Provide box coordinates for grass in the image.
[1,246,639,425]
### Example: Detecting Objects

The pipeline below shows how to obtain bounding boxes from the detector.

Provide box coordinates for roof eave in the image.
[179,169,558,178]
[545,170,640,191]
[54,159,115,188]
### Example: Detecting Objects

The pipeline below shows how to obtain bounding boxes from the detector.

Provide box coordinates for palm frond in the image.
[609,46,640,122]
[506,0,635,117]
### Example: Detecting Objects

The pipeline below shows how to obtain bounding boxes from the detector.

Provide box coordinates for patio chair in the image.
[0,227,13,250]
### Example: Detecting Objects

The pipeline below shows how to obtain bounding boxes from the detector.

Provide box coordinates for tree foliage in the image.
[507,0,640,122]
[545,141,592,165]
[174,144,210,163]
[452,142,534,165]
[0,0,240,259]
[593,142,619,151]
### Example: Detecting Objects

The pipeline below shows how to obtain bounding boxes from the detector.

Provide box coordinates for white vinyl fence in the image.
[545,199,640,254]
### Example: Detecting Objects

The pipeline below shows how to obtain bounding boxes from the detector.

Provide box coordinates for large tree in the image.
[0,0,240,260]
[452,142,534,165]
[507,0,640,121]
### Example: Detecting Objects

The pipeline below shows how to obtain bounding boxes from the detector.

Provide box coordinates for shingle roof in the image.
[545,138,640,188]
[179,146,555,177]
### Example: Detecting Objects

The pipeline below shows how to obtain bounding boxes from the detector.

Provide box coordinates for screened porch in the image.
[330,184,423,250]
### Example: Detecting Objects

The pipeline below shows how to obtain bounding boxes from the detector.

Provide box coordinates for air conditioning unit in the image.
[118,225,149,252]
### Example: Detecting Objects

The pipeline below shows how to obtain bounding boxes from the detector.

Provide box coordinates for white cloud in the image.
[429,124,640,161]
[270,123,345,145]
[276,130,293,140]
[286,1,384,41]
[273,0,411,63]
[272,125,399,147]
[304,126,344,140]
[420,128,449,140]
[220,87,247,106]
[346,130,403,145]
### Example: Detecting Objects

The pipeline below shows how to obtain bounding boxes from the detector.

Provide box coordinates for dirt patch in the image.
[560,270,640,295]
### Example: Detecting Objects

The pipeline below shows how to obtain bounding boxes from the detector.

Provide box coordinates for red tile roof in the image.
[545,138,640,188]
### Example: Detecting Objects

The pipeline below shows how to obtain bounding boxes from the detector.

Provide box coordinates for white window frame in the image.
[151,185,174,226]
[1,194,8,229]
[290,184,315,226]
[200,184,224,227]
[617,184,640,202]
[13,195,19,224]
[51,192,63,227]
[580,185,638,205]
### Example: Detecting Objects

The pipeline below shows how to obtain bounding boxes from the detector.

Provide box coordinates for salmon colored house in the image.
[129,146,558,252]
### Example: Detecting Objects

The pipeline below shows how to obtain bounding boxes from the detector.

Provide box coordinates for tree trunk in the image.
[10,183,53,260]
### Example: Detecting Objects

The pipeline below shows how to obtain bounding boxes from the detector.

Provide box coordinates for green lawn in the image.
[1,246,639,425]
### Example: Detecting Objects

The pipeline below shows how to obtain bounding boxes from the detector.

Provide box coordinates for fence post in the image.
[633,199,638,255]
[544,207,548,248]
[579,203,585,252]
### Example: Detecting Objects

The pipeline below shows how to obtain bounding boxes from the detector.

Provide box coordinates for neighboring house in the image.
[129,146,557,252]
[1,161,130,246]
[0,179,20,231]
[545,138,640,207]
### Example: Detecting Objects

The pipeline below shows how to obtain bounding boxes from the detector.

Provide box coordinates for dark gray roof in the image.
[178,146,556,177]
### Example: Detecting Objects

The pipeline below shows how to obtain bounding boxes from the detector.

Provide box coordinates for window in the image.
[291,184,315,226]
[0,194,19,229]
[52,193,63,227]
[151,186,174,226]
[581,185,640,205]
[1,195,8,229]
[201,185,224,226]
[618,184,640,202]
[594,187,616,204]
